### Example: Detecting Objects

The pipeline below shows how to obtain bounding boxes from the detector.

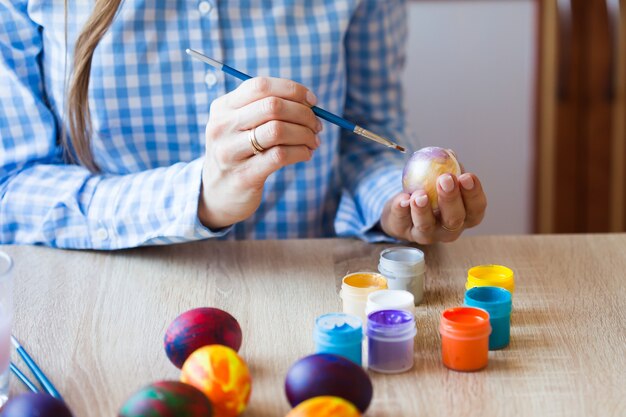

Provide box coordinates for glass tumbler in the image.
[0,252,13,407]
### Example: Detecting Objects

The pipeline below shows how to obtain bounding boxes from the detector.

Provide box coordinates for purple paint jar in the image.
[367,309,416,373]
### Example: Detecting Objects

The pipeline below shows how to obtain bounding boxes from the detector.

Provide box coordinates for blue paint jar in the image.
[464,286,512,350]
[314,313,363,366]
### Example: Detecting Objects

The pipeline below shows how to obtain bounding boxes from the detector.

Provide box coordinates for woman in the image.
[0,0,486,249]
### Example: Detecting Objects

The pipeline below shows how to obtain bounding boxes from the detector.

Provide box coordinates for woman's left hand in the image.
[379,173,487,244]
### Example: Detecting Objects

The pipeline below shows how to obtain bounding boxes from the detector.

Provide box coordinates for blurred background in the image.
[403,0,624,235]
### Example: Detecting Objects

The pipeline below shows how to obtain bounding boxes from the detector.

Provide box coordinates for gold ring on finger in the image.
[441,222,463,233]
[248,127,265,155]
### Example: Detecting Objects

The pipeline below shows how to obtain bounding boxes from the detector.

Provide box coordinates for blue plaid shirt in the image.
[0,0,410,249]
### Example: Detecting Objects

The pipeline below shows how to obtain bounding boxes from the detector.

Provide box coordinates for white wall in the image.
[403,1,536,234]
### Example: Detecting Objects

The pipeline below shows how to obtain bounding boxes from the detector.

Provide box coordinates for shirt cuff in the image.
[335,167,403,242]
[88,157,232,248]
[176,157,233,240]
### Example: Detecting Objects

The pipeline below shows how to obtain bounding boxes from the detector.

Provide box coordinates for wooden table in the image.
[2,235,625,416]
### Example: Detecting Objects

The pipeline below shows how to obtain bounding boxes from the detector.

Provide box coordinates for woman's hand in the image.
[198,77,322,229]
[379,172,487,244]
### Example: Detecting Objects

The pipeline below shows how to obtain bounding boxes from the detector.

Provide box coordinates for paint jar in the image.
[314,313,363,366]
[340,272,388,326]
[367,310,416,374]
[466,264,515,294]
[439,307,491,372]
[365,290,415,316]
[378,247,425,304]
[464,286,512,350]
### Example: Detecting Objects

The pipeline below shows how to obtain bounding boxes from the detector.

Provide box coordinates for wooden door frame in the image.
[535,0,621,233]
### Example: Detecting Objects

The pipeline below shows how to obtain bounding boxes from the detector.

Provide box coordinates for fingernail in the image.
[306,90,318,106]
[460,175,475,190]
[315,135,321,147]
[416,195,428,208]
[400,199,410,208]
[316,120,323,132]
[439,174,455,193]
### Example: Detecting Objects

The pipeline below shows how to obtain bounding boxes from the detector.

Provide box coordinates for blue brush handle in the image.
[10,362,39,393]
[222,64,356,131]
[16,346,63,400]
[310,106,355,131]
[222,64,252,81]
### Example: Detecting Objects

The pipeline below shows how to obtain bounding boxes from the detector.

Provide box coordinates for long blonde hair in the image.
[65,0,123,172]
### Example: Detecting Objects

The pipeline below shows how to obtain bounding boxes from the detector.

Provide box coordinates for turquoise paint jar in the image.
[464,286,512,350]
[314,313,363,366]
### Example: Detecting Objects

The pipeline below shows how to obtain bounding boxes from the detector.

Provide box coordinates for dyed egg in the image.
[285,354,373,413]
[165,307,243,368]
[181,345,251,417]
[402,146,461,210]
[0,393,73,417]
[118,380,213,417]
[285,396,361,417]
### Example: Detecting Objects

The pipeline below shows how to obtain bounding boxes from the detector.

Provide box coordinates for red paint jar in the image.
[439,307,491,372]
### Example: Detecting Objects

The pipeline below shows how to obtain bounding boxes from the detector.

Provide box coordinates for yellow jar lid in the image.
[342,272,388,290]
[466,265,515,293]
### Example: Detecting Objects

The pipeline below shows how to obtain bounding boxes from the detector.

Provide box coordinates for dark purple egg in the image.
[164,307,243,368]
[285,354,373,413]
[0,393,73,417]
[118,380,213,417]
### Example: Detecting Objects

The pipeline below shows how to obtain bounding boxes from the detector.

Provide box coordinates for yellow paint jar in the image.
[466,265,515,294]
[340,272,388,326]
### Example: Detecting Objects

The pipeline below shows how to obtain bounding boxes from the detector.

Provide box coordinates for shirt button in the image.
[205,72,218,88]
[96,228,109,241]
[198,1,212,15]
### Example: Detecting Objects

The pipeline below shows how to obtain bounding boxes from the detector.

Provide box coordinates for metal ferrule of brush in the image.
[353,125,403,151]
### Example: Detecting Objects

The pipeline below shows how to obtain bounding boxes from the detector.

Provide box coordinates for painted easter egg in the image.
[181,345,251,417]
[285,396,361,417]
[165,307,243,368]
[0,393,73,417]
[284,354,373,413]
[117,380,213,417]
[402,146,462,210]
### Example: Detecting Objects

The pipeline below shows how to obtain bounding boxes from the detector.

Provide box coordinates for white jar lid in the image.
[366,289,415,315]
[379,247,425,277]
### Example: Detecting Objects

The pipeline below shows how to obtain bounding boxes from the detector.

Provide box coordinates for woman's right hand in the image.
[197,77,322,229]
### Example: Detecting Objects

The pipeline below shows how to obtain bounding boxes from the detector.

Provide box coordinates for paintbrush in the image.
[186,48,406,153]
[11,335,63,400]
[10,362,39,392]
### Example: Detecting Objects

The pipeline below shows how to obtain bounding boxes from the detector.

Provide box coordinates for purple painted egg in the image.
[0,393,73,417]
[285,354,373,413]
[118,380,213,417]
[164,307,242,369]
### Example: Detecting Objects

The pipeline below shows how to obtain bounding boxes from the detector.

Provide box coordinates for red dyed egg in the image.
[285,354,373,413]
[164,307,242,368]
[0,393,73,417]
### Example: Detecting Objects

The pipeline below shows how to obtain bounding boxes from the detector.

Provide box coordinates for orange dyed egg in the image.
[181,345,252,417]
[286,396,361,417]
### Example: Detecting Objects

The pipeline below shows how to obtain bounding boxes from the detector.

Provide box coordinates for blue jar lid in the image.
[464,286,512,318]
[314,313,363,345]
